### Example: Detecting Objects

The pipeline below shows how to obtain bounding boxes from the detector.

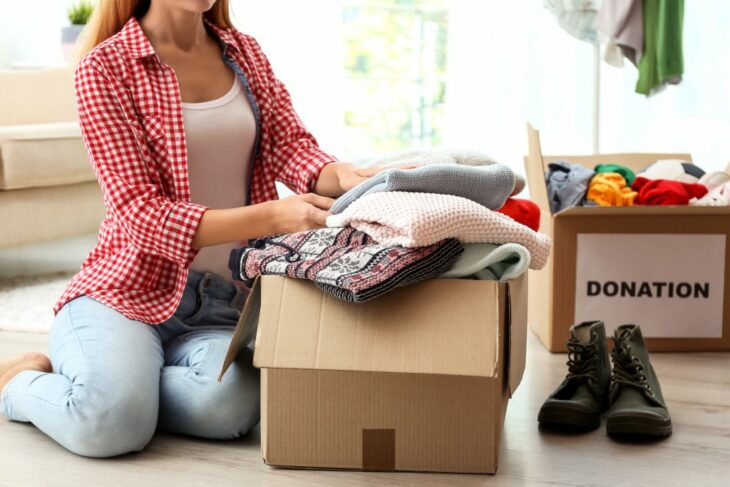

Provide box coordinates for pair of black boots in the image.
[538,321,672,437]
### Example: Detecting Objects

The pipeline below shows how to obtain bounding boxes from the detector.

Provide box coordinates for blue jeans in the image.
[0,270,259,458]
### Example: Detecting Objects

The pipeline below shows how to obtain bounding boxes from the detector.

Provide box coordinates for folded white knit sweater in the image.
[439,242,531,281]
[327,192,551,270]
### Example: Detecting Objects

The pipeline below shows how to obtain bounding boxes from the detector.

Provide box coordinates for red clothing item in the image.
[632,177,708,206]
[54,17,337,324]
[496,198,541,232]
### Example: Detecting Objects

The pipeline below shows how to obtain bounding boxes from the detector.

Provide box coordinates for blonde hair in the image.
[74,0,233,63]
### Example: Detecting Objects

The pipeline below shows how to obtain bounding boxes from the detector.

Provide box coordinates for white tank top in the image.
[182,76,256,282]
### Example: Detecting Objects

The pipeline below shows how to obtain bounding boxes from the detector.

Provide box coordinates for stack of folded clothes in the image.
[545,158,730,212]
[229,150,552,303]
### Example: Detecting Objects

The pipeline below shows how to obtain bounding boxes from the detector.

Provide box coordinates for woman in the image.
[0,0,383,458]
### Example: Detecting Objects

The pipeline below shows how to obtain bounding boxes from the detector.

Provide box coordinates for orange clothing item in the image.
[586,172,637,207]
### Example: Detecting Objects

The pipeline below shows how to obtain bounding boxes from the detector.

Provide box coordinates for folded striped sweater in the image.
[229,227,463,303]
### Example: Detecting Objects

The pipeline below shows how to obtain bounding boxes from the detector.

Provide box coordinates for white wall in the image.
[0,0,68,68]
[2,0,728,173]
[599,0,730,171]
[230,0,347,158]
[443,0,730,173]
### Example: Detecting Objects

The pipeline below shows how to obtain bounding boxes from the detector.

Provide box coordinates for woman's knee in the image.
[205,346,260,438]
[47,296,164,457]
[61,388,159,458]
[164,353,260,439]
[201,368,261,439]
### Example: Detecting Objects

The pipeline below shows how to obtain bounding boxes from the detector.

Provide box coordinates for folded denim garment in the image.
[439,243,531,281]
[545,161,596,212]
[330,163,515,214]
[229,227,463,303]
[327,191,551,270]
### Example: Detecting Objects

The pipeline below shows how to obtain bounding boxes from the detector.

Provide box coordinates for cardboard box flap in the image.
[523,124,552,214]
[218,277,262,382]
[525,123,692,215]
[251,276,504,378]
[542,152,692,172]
[528,123,691,171]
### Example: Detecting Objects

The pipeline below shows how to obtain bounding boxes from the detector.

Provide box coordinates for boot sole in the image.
[538,404,600,430]
[606,417,673,438]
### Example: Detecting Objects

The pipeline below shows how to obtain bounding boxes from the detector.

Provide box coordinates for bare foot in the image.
[0,352,52,394]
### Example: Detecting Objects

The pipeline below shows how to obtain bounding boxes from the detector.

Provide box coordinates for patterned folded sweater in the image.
[229,227,464,303]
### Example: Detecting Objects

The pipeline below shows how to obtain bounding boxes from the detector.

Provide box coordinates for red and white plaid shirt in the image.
[54,17,336,324]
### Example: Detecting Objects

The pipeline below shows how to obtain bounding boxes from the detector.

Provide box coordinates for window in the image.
[342,0,448,158]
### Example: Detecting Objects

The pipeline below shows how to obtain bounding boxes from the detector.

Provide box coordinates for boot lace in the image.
[565,337,600,397]
[610,331,654,399]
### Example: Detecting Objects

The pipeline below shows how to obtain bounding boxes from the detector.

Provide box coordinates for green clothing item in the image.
[595,164,636,186]
[636,0,684,95]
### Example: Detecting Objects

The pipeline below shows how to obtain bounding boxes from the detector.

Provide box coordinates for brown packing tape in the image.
[218,276,262,382]
[362,429,396,472]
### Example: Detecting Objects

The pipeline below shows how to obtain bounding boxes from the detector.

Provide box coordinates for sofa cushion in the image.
[0,181,104,248]
[0,122,94,190]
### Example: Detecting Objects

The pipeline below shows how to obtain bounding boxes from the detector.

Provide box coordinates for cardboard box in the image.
[220,273,528,474]
[524,123,730,352]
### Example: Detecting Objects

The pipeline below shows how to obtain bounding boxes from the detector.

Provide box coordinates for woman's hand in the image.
[191,194,333,250]
[267,193,334,234]
[338,165,388,192]
[314,162,417,197]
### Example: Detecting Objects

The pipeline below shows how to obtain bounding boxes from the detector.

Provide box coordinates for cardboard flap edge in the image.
[555,205,730,218]
[524,123,552,214]
[218,276,262,381]
[249,276,502,377]
[506,273,528,396]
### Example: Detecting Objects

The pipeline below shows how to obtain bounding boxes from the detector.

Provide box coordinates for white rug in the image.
[0,272,74,334]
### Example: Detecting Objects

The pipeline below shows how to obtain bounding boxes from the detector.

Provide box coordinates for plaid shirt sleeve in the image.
[74,57,208,266]
[244,35,338,194]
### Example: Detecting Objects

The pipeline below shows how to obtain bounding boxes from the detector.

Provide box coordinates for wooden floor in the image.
[1,330,728,487]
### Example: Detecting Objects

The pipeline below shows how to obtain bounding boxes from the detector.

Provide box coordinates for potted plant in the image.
[62,0,95,60]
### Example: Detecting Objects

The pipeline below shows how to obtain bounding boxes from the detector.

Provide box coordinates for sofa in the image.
[0,67,104,249]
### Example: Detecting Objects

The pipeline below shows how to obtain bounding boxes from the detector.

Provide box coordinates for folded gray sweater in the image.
[330,163,516,215]
[364,148,526,195]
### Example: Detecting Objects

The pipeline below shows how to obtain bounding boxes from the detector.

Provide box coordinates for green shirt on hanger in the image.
[636,0,684,95]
